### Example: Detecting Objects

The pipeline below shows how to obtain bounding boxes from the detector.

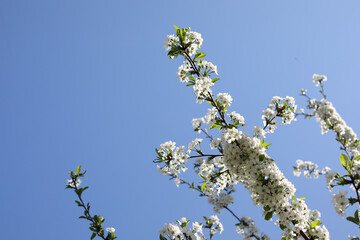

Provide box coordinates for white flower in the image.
[188,138,203,153]
[223,128,241,143]
[253,126,266,137]
[210,138,221,149]
[192,222,203,233]
[174,177,180,187]
[205,107,217,125]
[164,34,179,50]
[67,179,82,188]
[228,111,245,126]
[194,76,214,103]
[192,118,205,133]
[325,171,337,192]
[106,227,115,233]
[209,215,219,224]
[159,223,182,238]
[199,60,218,75]
[331,190,349,217]
[312,73,327,87]
[216,93,232,106]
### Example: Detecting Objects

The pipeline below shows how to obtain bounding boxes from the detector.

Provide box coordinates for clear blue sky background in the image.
[1,1,360,239]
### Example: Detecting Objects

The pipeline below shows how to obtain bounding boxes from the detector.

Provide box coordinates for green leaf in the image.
[346,217,359,225]
[201,182,208,191]
[355,155,360,161]
[340,153,351,172]
[76,165,81,174]
[310,220,321,228]
[263,205,270,211]
[300,197,307,200]
[186,82,195,86]
[265,211,273,221]
[194,52,206,59]
[212,78,220,83]
[173,25,179,31]
[160,234,167,240]
[180,28,186,43]
[355,210,359,220]
[279,224,287,230]
[209,123,220,130]
[259,154,265,161]
[91,232,97,240]
[260,141,271,149]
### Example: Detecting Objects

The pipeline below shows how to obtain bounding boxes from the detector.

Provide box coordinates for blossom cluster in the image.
[159,216,223,240]
[312,74,327,87]
[155,141,189,179]
[164,27,203,57]
[222,132,328,239]
[236,216,270,240]
[66,178,82,188]
[304,74,360,219]
[293,159,330,179]
[262,96,297,133]
[307,99,360,157]
[331,190,349,217]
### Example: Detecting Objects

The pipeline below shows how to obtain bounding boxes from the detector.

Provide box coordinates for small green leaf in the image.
[340,153,351,172]
[180,28,186,43]
[355,155,360,161]
[310,220,321,228]
[279,224,287,230]
[265,211,273,221]
[211,78,220,83]
[186,82,195,86]
[194,52,206,59]
[201,182,208,191]
[173,25,179,31]
[160,234,167,240]
[259,154,265,161]
[209,123,220,130]
[76,165,81,174]
[346,217,359,225]
[91,232,97,240]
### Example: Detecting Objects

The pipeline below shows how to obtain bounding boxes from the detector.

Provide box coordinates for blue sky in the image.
[1,0,360,239]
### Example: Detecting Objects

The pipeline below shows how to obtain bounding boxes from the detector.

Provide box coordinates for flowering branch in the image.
[66,166,117,240]
[296,74,360,230]
[159,26,328,239]
[170,175,269,239]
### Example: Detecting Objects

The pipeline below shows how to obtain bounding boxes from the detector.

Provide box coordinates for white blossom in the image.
[216,93,232,106]
[312,73,327,87]
[331,190,349,217]
[253,126,266,137]
[67,179,81,188]
[106,227,115,233]
[192,118,205,133]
